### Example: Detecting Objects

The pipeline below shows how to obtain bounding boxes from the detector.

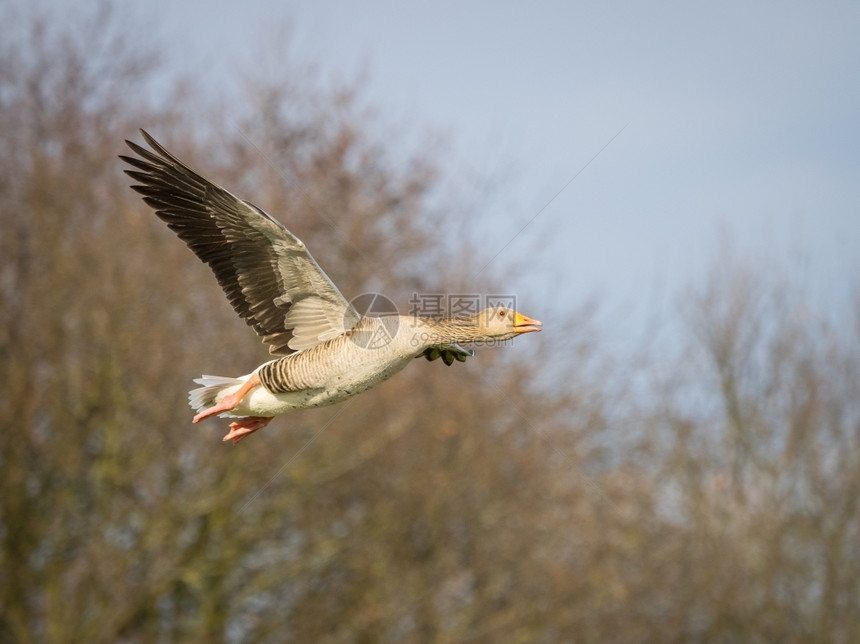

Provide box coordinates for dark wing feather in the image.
[121,129,358,355]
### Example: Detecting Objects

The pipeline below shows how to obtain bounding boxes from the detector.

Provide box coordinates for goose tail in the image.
[189,375,245,415]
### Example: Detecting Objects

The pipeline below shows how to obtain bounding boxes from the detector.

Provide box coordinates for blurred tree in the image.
[1,4,858,644]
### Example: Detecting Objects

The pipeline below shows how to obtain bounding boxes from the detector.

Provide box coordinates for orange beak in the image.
[513,312,542,333]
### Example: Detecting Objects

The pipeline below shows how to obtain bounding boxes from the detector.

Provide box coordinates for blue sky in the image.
[42,2,860,341]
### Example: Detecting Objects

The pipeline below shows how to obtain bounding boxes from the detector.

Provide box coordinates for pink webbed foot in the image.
[193,373,261,423]
[222,416,273,445]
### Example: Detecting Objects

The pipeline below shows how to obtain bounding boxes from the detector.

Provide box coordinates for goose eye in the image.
[498,309,506,318]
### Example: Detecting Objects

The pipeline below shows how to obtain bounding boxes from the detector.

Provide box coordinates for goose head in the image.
[471,306,542,342]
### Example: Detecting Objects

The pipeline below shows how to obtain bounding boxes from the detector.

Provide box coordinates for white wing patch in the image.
[285,297,359,351]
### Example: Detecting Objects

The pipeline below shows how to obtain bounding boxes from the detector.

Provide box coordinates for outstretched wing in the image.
[121,129,358,355]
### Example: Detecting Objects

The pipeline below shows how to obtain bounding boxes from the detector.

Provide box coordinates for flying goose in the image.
[121,131,542,444]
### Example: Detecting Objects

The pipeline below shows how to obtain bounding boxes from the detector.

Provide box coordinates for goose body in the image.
[121,131,541,443]
[191,320,421,418]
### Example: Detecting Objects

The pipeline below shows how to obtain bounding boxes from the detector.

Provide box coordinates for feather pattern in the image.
[120,129,358,355]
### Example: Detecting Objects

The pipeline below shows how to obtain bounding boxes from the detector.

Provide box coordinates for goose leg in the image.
[223,416,273,444]
[193,373,262,423]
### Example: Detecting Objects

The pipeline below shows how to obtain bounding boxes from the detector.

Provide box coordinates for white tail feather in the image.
[188,375,244,414]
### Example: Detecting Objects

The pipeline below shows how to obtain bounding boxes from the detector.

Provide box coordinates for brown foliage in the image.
[1,6,859,643]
